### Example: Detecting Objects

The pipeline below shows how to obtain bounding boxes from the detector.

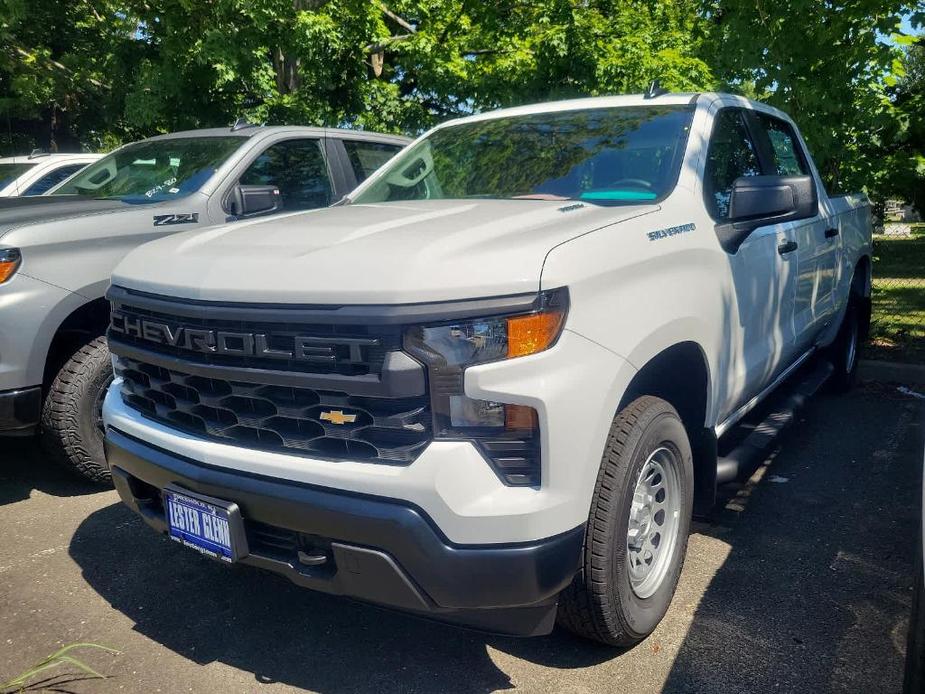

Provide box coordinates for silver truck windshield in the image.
[0,162,36,188]
[352,105,694,206]
[54,136,245,203]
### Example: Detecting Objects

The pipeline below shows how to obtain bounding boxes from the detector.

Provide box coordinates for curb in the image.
[858,359,925,386]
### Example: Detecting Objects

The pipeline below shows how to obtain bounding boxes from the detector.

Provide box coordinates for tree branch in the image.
[377,2,416,34]
[10,45,110,90]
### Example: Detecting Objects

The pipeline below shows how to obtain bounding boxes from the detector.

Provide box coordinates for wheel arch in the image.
[42,296,110,389]
[618,340,716,516]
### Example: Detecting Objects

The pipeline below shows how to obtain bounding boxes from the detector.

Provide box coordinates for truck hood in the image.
[0,195,128,236]
[113,199,657,304]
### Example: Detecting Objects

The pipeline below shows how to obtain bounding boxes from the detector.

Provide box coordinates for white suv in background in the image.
[0,152,101,197]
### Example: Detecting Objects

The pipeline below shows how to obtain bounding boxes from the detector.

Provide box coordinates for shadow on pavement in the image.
[66,385,923,693]
[68,502,616,694]
[665,386,923,693]
[0,436,105,506]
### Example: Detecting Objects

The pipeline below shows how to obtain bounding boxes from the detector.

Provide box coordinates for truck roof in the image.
[0,153,101,164]
[433,92,793,130]
[145,125,409,146]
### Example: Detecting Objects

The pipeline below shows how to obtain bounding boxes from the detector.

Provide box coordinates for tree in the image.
[889,37,925,212]
[0,0,142,152]
[701,0,923,201]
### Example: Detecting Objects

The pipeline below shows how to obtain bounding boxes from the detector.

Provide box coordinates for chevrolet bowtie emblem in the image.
[320,410,357,425]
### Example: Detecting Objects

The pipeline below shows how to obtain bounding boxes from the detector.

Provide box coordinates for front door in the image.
[704,108,798,406]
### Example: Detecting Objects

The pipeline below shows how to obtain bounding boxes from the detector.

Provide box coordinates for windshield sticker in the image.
[145,177,178,199]
[153,213,199,227]
[647,222,695,242]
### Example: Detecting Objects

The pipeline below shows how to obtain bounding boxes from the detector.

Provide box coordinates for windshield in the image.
[0,163,36,189]
[54,136,245,203]
[352,105,695,206]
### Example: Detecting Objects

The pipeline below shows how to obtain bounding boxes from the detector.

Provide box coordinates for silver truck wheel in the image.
[557,396,693,646]
[40,336,113,484]
[627,447,683,599]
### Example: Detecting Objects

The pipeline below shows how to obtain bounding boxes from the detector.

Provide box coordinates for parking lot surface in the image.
[1,382,922,693]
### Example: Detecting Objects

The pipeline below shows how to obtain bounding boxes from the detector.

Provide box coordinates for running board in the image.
[715,360,834,484]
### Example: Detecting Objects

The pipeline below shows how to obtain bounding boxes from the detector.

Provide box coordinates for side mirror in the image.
[227,184,283,218]
[717,175,818,253]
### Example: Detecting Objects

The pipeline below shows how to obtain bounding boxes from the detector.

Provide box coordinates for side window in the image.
[342,140,403,182]
[704,109,762,220]
[754,113,808,176]
[22,164,87,196]
[239,139,332,211]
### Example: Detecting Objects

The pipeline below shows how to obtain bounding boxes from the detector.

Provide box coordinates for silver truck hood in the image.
[113,199,656,304]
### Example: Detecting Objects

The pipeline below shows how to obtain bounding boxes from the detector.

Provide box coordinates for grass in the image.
[1,643,118,693]
[868,235,925,362]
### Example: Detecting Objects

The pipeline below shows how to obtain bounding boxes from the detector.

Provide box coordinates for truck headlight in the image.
[0,248,21,284]
[404,288,568,486]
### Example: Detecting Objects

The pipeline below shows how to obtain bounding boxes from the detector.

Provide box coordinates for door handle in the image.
[777,240,798,255]
[824,227,839,239]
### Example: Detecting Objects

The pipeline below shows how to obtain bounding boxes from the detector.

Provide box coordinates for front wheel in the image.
[40,336,113,484]
[557,396,693,646]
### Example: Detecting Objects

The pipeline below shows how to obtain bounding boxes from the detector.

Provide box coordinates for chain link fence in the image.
[867,224,925,363]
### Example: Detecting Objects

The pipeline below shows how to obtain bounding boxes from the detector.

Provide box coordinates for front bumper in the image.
[0,386,41,434]
[106,427,584,636]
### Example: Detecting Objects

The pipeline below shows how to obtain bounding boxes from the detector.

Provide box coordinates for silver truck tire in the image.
[557,396,693,646]
[40,336,113,484]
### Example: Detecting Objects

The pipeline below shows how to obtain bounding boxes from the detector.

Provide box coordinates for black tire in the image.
[40,336,113,484]
[557,396,694,646]
[827,300,860,393]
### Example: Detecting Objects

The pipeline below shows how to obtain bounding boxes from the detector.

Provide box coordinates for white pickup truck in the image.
[102,92,872,645]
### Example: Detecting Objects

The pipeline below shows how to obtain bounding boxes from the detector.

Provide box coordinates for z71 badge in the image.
[647,222,695,241]
[153,213,199,227]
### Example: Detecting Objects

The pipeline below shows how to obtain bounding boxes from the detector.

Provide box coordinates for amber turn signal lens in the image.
[506,311,565,358]
[505,404,538,431]
[0,248,21,284]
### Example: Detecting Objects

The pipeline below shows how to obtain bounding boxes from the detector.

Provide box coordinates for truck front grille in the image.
[116,356,431,464]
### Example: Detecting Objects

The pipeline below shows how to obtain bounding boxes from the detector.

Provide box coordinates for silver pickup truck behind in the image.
[102,93,872,643]
[0,125,408,481]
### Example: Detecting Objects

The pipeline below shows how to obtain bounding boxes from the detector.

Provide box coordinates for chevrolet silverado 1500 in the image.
[102,93,871,644]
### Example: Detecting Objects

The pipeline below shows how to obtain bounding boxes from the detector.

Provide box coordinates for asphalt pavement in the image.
[0,380,922,693]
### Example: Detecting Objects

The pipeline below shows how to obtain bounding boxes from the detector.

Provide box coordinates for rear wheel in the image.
[40,336,113,484]
[828,301,860,393]
[557,396,693,646]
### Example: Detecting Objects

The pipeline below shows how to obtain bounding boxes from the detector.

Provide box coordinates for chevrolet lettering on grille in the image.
[109,311,378,364]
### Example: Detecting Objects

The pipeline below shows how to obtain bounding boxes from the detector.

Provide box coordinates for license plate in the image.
[163,487,246,563]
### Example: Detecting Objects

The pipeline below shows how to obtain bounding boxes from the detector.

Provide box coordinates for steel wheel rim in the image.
[845,313,858,374]
[626,446,682,599]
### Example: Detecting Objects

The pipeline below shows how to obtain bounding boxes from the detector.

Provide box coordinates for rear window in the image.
[343,140,404,182]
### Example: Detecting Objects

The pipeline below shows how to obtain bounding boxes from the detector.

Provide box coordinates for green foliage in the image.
[700,0,922,202]
[0,0,922,209]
